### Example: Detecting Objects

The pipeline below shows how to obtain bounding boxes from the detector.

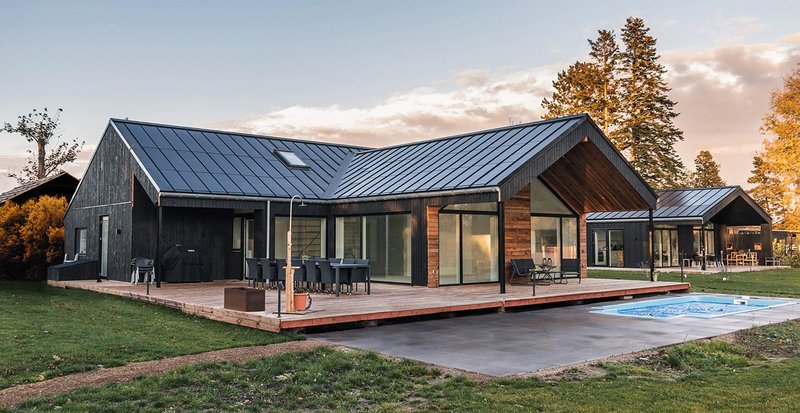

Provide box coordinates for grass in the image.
[0,282,298,390]
[11,327,800,413]
[589,267,800,297]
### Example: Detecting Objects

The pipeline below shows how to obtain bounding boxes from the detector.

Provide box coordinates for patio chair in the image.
[291,259,306,288]
[260,258,278,289]
[342,258,356,264]
[348,259,370,293]
[510,259,535,284]
[244,258,260,288]
[318,259,337,293]
[130,257,155,285]
[304,259,321,292]
[560,259,581,284]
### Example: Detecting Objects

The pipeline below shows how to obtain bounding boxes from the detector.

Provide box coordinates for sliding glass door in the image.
[439,207,498,285]
[335,214,412,283]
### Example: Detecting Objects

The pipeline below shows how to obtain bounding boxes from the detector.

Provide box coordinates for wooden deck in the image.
[48,278,691,332]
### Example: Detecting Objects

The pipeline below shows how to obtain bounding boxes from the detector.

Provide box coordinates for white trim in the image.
[72,201,132,210]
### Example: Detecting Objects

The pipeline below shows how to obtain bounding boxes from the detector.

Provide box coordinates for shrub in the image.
[0,195,67,280]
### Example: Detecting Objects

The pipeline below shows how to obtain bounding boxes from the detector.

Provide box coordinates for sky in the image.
[1,0,799,192]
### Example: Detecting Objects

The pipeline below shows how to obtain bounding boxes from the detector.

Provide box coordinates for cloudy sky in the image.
[1,0,799,192]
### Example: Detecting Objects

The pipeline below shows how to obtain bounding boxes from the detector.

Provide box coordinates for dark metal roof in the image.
[332,115,583,198]
[111,119,366,199]
[587,186,762,222]
[0,171,79,204]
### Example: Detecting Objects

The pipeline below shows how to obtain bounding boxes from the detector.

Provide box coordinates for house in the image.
[586,186,772,268]
[61,113,658,290]
[0,171,79,206]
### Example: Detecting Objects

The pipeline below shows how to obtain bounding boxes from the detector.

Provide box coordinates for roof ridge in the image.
[110,118,371,151]
[351,113,588,155]
[657,185,740,193]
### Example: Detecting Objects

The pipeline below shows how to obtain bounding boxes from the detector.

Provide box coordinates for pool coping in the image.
[590,293,798,320]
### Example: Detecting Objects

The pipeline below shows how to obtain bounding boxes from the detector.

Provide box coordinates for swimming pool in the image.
[591,295,793,319]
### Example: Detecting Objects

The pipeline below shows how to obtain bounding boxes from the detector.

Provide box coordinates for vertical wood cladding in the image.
[64,126,135,281]
[426,205,439,288]
[160,207,234,280]
[503,185,531,283]
[579,213,588,278]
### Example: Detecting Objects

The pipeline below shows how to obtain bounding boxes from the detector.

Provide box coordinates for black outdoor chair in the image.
[304,259,321,292]
[342,258,356,264]
[318,259,336,293]
[260,258,277,289]
[559,258,581,284]
[276,259,288,287]
[510,259,535,284]
[348,259,370,293]
[244,258,260,288]
[291,259,306,288]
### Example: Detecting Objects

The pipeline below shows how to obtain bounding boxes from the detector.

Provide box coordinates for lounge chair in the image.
[510,259,535,284]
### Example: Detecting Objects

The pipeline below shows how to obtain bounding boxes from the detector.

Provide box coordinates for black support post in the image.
[649,209,655,282]
[156,205,162,288]
[700,223,707,270]
[498,200,506,294]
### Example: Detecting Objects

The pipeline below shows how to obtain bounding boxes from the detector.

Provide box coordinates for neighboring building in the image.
[587,186,772,268]
[0,171,79,206]
[63,114,658,289]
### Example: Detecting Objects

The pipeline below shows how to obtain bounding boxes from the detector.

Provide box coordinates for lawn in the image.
[0,282,298,389]
[589,267,800,297]
[10,320,800,412]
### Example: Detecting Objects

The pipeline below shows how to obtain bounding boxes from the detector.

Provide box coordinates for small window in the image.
[232,217,242,250]
[274,150,309,168]
[75,228,87,255]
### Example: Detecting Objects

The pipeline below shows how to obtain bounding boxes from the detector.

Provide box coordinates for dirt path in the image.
[0,340,328,408]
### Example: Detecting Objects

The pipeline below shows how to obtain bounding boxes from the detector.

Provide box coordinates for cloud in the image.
[217,33,800,188]
[0,148,93,195]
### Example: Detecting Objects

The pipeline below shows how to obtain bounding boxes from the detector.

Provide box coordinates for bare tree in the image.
[2,108,84,183]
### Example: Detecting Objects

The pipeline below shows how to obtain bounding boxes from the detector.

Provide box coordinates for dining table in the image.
[330,262,371,297]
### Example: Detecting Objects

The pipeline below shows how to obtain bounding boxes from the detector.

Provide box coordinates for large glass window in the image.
[562,218,578,259]
[608,230,624,267]
[653,228,678,267]
[531,216,560,267]
[531,178,572,214]
[232,217,242,250]
[335,214,412,283]
[693,225,715,256]
[438,214,460,285]
[335,216,362,258]
[461,214,498,283]
[274,216,326,259]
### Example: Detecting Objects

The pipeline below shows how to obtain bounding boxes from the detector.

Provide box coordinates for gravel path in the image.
[0,340,328,408]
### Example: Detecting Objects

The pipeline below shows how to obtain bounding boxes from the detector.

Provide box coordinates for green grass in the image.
[589,267,800,297]
[11,343,800,413]
[0,282,298,389]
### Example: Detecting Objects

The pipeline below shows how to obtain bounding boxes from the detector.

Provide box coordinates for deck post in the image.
[700,223,707,270]
[156,205,162,288]
[498,200,506,294]
[648,209,655,282]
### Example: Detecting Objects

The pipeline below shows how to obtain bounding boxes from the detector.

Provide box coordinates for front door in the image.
[594,230,608,266]
[99,216,109,278]
[243,218,255,276]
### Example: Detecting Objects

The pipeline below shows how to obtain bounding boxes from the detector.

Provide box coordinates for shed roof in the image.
[587,186,771,224]
[0,171,79,205]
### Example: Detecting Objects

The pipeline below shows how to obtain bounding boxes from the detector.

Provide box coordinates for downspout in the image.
[649,209,655,282]
[495,188,506,294]
[266,200,271,259]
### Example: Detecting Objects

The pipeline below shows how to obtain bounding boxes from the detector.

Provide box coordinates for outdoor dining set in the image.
[244,257,370,297]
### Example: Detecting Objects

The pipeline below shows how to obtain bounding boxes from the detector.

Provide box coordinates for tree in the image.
[689,150,726,187]
[541,19,686,189]
[618,17,685,189]
[752,63,800,229]
[0,195,66,280]
[748,155,786,220]
[542,30,623,146]
[2,108,84,184]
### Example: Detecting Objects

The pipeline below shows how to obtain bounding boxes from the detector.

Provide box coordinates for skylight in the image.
[274,150,309,168]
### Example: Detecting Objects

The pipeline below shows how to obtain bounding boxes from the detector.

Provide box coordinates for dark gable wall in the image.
[64,126,134,281]
[586,221,650,268]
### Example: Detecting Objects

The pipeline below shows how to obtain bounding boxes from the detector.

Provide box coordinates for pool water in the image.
[591,295,792,319]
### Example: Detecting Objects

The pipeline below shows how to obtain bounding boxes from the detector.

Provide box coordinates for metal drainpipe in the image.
[495,188,505,294]
[649,209,655,282]
[266,200,271,258]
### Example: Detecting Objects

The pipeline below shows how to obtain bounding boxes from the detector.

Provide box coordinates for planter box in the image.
[224,287,265,312]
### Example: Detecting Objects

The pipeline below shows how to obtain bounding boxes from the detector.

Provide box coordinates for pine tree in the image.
[618,17,685,189]
[748,155,786,220]
[753,63,800,229]
[542,30,622,145]
[689,150,726,187]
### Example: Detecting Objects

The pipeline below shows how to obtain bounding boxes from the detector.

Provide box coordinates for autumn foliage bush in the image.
[0,195,67,280]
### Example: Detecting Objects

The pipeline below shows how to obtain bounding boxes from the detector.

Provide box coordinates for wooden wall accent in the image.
[540,140,651,213]
[579,213,588,278]
[426,205,440,288]
[504,185,532,283]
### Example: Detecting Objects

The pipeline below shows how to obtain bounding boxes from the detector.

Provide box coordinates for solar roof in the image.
[111,119,365,199]
[586,187,741,221]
